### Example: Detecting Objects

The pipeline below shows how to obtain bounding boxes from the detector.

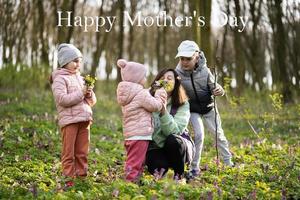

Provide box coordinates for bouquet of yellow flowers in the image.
[84,75,97,87]
[150,80,173,96]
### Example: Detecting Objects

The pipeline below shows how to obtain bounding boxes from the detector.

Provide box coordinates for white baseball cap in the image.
[175,40,200,58]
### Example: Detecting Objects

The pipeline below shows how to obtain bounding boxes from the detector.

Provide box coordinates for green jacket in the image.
[150,99,190,149]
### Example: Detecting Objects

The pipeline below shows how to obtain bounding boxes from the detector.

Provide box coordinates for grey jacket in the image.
[175,51,221,105]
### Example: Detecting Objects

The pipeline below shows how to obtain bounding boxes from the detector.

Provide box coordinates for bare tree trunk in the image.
[273,0,292,102]
[90,1,105,77]
[161,0,169,68]
[37,0,49,66]
[1,1,12,65]
[156,28,162,70]
[251,0,264,90]
[16,2,30,65]
[219,0,230,85]
[156,0,163,70]
[267,0,293,102]
[286,0,300,90]
[31,2,39,67]
[233,0,246,94]
[57,0,77,43]
[51,0,58,44]
[189,0,200,45]
[199,0,212,66]
[90,0,118,77]
[66,0,77,43]
[117,0,125,82]
[243,0,265,91]
[105,51,113,82]
[128,0,137,60]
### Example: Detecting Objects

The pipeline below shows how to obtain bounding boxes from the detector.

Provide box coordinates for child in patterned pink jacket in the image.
[116,59,167,182]
[50,44,97,187]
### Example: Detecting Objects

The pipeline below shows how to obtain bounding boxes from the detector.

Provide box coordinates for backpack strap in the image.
[170,105,178,117]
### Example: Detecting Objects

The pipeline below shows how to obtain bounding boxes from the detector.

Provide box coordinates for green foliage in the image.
[269,93,283,111]
[223,77,232,95]
[0,64,51,90]
[0,71,299,199]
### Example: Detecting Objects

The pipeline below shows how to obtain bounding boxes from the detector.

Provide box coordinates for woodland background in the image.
[0,0,299,199]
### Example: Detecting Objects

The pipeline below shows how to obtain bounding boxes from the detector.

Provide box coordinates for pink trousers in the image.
[124,140,149,182]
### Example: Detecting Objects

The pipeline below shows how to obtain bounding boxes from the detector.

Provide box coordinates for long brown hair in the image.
[150,68,188,108]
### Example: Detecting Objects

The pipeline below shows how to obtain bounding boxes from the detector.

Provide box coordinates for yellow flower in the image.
[155,80,174,92]
[84,75,97,87]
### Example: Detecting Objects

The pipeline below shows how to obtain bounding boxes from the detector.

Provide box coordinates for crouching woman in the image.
[146,68,195,180]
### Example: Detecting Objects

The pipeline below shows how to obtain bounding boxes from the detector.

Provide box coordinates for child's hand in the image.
[155,88,167,104]
[212,85,224,96]
[159,99,168,116]
[82,85,92,95]
[84,86,94,98]
[82,85,87,95]
[155,88,167,114]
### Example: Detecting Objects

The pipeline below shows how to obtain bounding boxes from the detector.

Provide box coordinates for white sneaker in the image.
[224,160,234,167]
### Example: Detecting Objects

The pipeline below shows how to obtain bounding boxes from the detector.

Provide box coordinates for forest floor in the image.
[0,82,299,199]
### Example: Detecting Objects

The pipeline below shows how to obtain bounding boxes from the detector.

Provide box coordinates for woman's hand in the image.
[160,103,167,115]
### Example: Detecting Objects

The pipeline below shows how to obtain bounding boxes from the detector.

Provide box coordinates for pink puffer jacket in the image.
[51,68,97,128]
[117,81,167,139]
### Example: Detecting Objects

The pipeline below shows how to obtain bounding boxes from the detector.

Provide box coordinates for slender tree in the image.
[199,0,212,66]
[128,0,137,60]
[57,0,78,43]
[189,0,200,45]
[37,0,49,66]
[233,0,246,94]
[91,0,105,77]
[117,0,125,82]
[269,0,293,102]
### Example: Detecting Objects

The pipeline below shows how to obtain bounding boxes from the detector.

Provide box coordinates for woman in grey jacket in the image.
[175,40,234,177]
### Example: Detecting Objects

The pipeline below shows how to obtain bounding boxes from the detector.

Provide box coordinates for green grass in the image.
[0,81,299,199]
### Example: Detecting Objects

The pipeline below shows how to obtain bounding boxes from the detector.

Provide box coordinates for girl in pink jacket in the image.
[50,44,97,188]
[116,59,167,182]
